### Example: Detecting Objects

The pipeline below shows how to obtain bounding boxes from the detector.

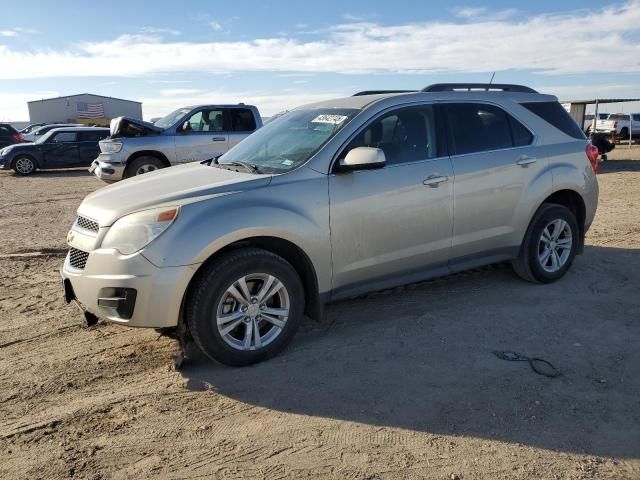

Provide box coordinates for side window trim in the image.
[330,101,447,173]
[440,100,537,158]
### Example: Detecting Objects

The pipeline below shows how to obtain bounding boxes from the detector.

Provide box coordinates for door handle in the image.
[423,175,449,187]
[516,155,537,166]
[212,137,226,142]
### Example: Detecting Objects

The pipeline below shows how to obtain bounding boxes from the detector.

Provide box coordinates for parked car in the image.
[0,127,109,175]
[23,123,83,142]
[19,123,46,135]
[0,123,25,148]
[62,83,598,366]
[90,104,262,183]
[583,113,609,134]
[594,113,640,139]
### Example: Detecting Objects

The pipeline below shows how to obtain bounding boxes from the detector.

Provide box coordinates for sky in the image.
[1,0,640,121]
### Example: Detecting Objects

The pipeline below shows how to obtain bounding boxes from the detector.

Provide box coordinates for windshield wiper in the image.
[218,160,261,174]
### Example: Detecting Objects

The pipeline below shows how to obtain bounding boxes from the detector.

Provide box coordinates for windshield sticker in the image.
[312,114,348,125]
[281,159,293,166]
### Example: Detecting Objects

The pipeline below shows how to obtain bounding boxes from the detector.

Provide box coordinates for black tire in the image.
[12,155,36,176]
[186,248,305,366]
[512,204,579,284]
[619,128,629,141]
[124,156,166,178]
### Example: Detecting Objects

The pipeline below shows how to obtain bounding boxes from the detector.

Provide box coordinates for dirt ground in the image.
[1,148,639,480]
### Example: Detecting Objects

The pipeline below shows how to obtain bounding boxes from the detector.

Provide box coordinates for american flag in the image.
[77,102,105,118]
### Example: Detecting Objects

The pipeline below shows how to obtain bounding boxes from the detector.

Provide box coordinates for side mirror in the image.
[338,147,386,171]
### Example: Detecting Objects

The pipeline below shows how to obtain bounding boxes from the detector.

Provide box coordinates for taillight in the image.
[586,143,599,173]
[11,133,24,142]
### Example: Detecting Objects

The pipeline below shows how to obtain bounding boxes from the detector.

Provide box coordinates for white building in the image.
[27,93,142,126]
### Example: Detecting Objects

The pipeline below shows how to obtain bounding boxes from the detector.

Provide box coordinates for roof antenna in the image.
[489,72,496,85]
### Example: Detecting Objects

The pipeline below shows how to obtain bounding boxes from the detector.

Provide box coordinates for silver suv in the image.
[90,104,262,182]
[62,83,599,366]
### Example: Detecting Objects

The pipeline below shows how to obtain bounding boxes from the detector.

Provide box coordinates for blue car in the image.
[0,127,109,176]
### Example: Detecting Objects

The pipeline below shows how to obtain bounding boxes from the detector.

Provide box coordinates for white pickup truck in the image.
[594,113,640,139]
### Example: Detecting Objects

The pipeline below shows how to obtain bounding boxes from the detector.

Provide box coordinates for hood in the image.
[109,116,163,138]
[79,162,272,226]
[2,142,36,152]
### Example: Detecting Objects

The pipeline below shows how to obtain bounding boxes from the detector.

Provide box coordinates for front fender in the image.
[142,174,332,293]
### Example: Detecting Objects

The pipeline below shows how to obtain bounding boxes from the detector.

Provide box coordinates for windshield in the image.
[219,108,359,173]
[154,108,191,129]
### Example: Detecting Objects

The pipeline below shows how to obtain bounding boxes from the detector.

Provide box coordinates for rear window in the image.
[521,102,585,139]
[230,108,257,132]
[445,103,533,155]
[79,131,109,142]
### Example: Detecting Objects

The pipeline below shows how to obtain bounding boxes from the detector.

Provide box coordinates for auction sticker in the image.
[312,114,348,124]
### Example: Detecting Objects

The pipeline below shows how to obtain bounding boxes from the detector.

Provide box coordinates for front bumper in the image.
[61,248,199,328]
[91,153,126,183]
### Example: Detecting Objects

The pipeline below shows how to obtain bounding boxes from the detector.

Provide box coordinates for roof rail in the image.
[422,83,537,93]
[353,89,418,96]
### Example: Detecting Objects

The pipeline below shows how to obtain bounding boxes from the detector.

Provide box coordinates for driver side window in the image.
[181,109,224,133]
[346,105,438,166]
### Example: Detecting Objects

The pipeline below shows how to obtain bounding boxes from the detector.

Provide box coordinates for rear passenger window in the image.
[230,109,257,132]
[347,105,438,165]
[521,101,585,139]
[446,104,513,155]
[79,131,108,142]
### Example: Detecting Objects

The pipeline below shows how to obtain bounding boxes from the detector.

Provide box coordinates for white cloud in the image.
[0,27,38,37]
[159,88,203,96]
[140,27,181,36]
[210,21,223,32]
[0,2,640,79]
[141,90,346,119]
[453,6,517,21]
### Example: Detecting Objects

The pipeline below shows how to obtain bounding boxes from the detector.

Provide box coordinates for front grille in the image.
[69,247,89,270]
[75,216,99,233]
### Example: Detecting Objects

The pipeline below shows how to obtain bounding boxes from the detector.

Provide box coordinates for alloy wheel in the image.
[15,157,34,174]
[538,219,573,273]
[135,164,157,175]
[216,273,290,351]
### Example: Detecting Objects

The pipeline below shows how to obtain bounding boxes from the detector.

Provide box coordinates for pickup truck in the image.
[594,113,640,139]
[583,113,609,134]
[91,104,262,182]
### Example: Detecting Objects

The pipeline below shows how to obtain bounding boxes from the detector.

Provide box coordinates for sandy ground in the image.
[0,148,639,480]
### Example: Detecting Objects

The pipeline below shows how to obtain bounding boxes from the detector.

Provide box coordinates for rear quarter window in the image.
[521,101,585,139]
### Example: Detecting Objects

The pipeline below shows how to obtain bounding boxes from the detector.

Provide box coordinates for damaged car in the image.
[90,104,262,182]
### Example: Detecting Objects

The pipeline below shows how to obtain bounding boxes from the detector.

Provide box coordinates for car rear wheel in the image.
[186,248,305,366]
[13,156,36,176]
[124,156,165,178]
[512,204,579,283]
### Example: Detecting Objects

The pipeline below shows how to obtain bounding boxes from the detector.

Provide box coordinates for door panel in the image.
[329,104,453,294]
[174,109,228,163]
[444,102,549,259]
[41,132,80,168]
[329,158,454,293]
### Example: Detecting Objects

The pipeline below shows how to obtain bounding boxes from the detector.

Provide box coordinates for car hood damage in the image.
[78,162,272,226]
[109,117,163,138]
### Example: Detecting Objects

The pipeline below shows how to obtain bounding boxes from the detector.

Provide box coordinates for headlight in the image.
[100,141,123,154]
[0,147,13,156]
[101,206,179,255]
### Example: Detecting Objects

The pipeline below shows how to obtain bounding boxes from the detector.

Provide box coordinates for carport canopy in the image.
[561,98,640,132]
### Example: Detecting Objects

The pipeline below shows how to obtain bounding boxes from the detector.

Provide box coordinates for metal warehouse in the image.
[27,93,142,126]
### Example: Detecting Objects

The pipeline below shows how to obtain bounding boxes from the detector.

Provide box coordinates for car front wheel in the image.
[13,156,36,176]
[186,248,305,366]
[512,204,579,283]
